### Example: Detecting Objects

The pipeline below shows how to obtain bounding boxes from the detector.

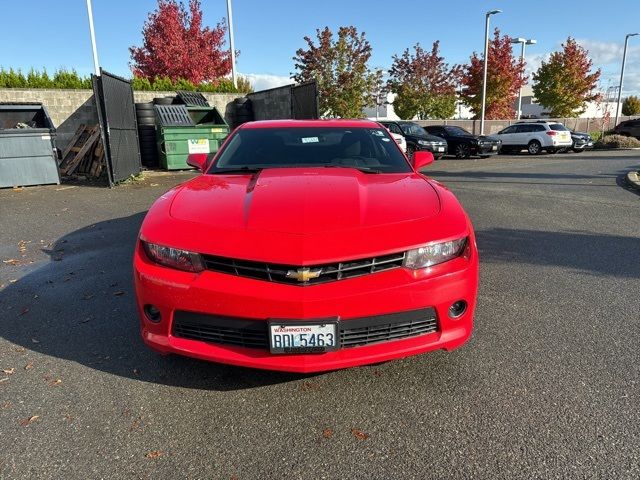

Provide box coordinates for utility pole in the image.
[615,33,638,127]
[86,0,100,76]
[226,0,237,88]
[480,10,501,135]
[510,37,536,120]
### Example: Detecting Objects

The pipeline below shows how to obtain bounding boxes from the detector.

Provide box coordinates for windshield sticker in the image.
[370,130,385,137]
[381,138,391,142]
[301,136,320,144]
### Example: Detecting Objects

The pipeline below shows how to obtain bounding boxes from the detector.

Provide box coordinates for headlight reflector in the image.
[417,140,433,146]
[143,242,204,272]
[403,238,467,269]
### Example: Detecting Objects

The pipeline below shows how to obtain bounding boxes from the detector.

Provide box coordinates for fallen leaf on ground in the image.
[351,428,369,441]
[2,368,15,375]
[13,347,26,353]
[145,450,163,459]
[64,414,73,422]
[31,338,40,344]
[49,379,62,386]
[83,294,94,300]
[2,402,12,409]
[9,279,18,284]
[12,186,24,192]
[19,308,29,316]
[133,369,140,376]
[322,428,334,439]
[19,415,40,426]
[113,291,125,296]
[55,186,76,191]
[24,362,34,370]
[0,377,9,383]
[3,259,20,265]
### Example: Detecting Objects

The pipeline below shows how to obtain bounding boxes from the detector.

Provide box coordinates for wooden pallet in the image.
[59,125,105,178]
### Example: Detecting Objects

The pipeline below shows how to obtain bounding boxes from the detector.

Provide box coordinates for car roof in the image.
[240,119,382,129]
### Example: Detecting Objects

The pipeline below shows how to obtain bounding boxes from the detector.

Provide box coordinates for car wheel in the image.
[454,143,470,159]
[406,144,415,160]
[479,155,491,159]
[572,147,585,153]
[547,147,557,154]
[434,154,443,160]
[527,140,542,155]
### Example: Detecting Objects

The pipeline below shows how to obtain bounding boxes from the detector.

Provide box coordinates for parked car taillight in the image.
[546,131,557,136]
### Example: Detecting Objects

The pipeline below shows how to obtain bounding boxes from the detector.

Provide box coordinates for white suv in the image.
[496,121,573,155]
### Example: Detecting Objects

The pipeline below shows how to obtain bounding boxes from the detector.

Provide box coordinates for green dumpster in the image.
[155,97,229,170]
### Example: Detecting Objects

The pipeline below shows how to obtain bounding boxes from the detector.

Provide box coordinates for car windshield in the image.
[549,124,569,131]
[399,123,426,136]
[443,126,472,136]
[209,127,412,174]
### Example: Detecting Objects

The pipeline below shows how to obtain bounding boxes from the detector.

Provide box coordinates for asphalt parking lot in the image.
[1,150,639,479]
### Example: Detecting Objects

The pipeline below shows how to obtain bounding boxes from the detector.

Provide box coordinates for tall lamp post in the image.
[480,9,502,135]
[226,0,237,88]
[85,0,100,76]
[614,33,638,127]
[510,37,537,120]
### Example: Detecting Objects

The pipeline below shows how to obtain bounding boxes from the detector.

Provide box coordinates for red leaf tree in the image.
[459,29,527,119]
[130,0,231,84]
[387,41,461,119]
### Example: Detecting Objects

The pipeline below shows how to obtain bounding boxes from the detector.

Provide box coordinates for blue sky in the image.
[1,0,640,94]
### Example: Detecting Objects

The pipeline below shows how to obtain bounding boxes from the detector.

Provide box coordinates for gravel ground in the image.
[1,150,639,479]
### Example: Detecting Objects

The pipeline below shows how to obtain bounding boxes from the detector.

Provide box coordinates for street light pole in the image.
[480,10,501,135]
[511,37,537,120]
[226,0,237,88]
[615,33,638,127]
[85,0,100,76]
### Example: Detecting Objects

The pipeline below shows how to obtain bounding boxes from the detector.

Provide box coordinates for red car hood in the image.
[142,168,470,265]
[169,168,440,234]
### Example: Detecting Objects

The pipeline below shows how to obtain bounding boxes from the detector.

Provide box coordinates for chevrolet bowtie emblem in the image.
[286,268,322,282]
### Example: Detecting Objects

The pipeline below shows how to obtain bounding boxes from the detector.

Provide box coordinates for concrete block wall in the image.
[0,88,241,151]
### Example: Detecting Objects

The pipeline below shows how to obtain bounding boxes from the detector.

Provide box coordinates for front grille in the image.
[201,252,406,285]
[172,308,438,350]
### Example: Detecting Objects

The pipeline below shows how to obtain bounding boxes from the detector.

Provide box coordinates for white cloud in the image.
[575,39,640,66]
[241,73,292,92]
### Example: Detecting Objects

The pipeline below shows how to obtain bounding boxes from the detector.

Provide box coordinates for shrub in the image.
[594,134,640,149]
[0,67,253,93]
[622,95,640,116]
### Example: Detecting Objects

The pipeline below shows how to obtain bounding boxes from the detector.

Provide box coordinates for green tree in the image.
[622,95,640,116]
[292,26,382,118]
[387,41,459,120]
[532,38,601,117]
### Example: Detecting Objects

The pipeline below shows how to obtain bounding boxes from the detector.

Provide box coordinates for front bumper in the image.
[473,143,501,155]
[133,241,478,373]
[417,143,448,156]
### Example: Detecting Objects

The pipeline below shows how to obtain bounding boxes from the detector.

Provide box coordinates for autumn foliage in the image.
[533,38,601,117]
[459,29,527,119]
[292,26,382,118]
[387,41,460,119]
[130,0,231,85]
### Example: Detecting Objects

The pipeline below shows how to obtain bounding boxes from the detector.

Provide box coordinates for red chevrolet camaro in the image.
[133,119,479,373]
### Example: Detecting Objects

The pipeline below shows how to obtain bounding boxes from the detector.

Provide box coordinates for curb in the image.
[626,171,640,190]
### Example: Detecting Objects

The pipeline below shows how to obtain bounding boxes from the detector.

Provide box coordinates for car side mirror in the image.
[412,151,434,170]
[186,153,208,171]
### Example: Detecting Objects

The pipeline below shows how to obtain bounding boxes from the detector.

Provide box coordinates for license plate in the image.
[437,147,444,152]
[492,145,497,151]
[268,320,339,354]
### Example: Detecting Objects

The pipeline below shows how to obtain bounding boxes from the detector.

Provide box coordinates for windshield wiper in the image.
[212,167,263,175]
[321,165,382,174]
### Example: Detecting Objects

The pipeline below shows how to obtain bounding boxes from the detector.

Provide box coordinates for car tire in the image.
[572,147,585,153]
[454,143,470,159]
[547,147,557,154]
[406,145,415,160]
[434,154,443,160]
[479,155,491,159]
[527,140,542,155]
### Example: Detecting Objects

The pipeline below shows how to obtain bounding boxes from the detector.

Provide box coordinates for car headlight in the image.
[403,238,468,269]
[417,140,433,146]
[142,241,204,272]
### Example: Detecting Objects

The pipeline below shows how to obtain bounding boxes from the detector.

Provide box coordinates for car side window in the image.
[500,126,517,134]
[388,124,402,135]
[534,125,546,132]
[515,125,531,133]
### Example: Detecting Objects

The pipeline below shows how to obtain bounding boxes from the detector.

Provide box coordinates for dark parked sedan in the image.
[569,131,594,152]
[613,119,640,139]
[423,125,501,159]
[380,121,448,159]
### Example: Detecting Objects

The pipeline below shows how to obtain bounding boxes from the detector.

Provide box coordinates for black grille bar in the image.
[201,251,406,285]
[172,308,438,350]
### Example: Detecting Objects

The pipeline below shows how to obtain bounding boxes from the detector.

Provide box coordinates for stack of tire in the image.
[234,97,253,127]
[135,102,158,168]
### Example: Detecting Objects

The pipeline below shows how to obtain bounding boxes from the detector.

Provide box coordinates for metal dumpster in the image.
[0,103,60,188]
[155,92,229,170]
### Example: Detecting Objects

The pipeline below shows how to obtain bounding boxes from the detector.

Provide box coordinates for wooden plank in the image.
[62,130,100,175]
[61,124,86,160]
